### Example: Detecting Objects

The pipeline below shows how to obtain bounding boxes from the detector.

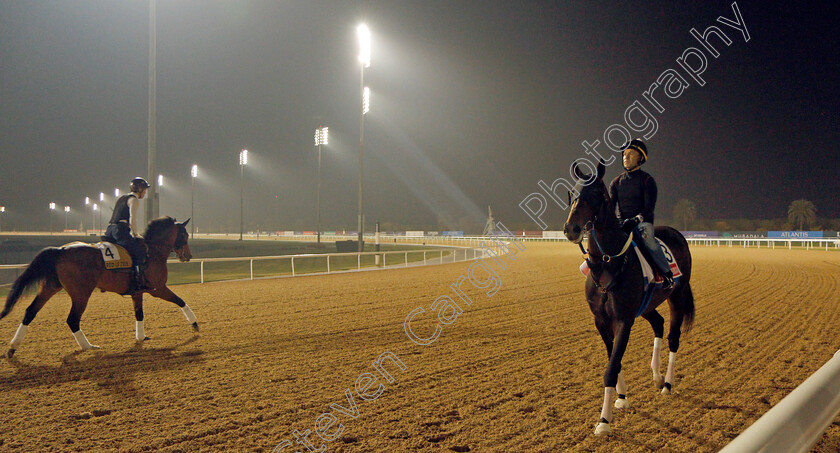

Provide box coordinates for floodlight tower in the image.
[239,149,248,240]
[357,24,371,252]
[314,126,328,243]
[64,206,70,230]
[49,202,56,235]
[191,164,198,236]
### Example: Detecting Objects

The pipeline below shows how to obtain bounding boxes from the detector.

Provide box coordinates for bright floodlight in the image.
[115,188,120,197]
[240,149,248,165]
[158,174,163,187]
[363,87,370,114]
[99,192,104,202]
[49,202,56,210]
[0,206,5,213]
[358,24,371,68]
[93,203,98,211]
[191,164,198,178]
[64,206,70,213]
[315,127,329,146]
[85,197,90,205]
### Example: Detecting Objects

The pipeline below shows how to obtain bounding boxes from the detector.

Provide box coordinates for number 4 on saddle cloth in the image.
[62,242,133,269]
[579,238,683,317]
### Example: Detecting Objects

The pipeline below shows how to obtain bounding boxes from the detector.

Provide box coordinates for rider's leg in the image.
[638,223,673,283]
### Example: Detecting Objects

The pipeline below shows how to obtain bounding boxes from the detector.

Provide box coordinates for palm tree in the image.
[787,199,817,230]
[672,199,698,232]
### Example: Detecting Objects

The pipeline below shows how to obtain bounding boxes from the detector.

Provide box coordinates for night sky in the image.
[1,1,838,233]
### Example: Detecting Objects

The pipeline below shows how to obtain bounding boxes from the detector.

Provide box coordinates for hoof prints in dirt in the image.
[339,436,358,444]
[71,409,112,420]
[450,446,471,452]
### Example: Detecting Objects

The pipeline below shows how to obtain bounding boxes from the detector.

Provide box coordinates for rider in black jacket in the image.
[608,139,674,289]
[104,177,151,292]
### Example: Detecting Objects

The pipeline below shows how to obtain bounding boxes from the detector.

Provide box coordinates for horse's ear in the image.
[181,218,190,227]
[572,162,588,181]
[596,159,606,181]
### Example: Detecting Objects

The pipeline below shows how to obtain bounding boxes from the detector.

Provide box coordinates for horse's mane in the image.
[143,216,176,243]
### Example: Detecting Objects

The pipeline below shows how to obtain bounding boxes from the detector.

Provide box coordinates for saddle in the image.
[632,235,682,284]
[62,241,133,270]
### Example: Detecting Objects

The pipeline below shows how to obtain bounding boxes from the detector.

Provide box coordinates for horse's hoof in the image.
[614,398,629,409]
[661,382,672,395]
[7,348,15,358]
[594,422,612,436]
[136,336,151,342]
[192,322,199,332]
[653,375,665,388]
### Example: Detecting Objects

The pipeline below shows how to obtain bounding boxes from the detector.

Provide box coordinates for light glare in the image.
[49,202,56,210]
[363,87,370,114]
[357,24,371,68]
[64,206,70,212]
[158,174,163,187]
[240,149,248,165]
[191,164,198,178]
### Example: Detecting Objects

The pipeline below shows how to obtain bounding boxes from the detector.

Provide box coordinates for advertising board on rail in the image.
[768,231,823,238]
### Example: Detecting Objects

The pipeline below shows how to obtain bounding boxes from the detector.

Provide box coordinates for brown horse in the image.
[1,216,197,357]
[563,161,695,436]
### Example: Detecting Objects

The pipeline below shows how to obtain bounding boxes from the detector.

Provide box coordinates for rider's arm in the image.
[608,177,620,219]
[127,196,140,237]
[642,176,657,224]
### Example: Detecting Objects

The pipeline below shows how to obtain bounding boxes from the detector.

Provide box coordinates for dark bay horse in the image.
[1,217,198,357]
[563,161,695,436]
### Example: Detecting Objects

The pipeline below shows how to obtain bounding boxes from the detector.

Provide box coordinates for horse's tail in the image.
[678,282,696,333]
[0,248,62,320]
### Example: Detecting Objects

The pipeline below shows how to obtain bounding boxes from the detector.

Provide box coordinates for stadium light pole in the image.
[49,202,56,235]
[357,24,371,252]
[147,0,158,226]
[239,149,248,240]
[314,126,328,244]
[99,192,105,233]
[0,206,5,232]
[191,164,198,237]
[84,197,90,232]
[92,204,98,234]
[64,206,70,231]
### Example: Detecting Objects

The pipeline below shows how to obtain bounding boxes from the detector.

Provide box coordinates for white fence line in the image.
[720,350,840,453]
[0,245,492,286]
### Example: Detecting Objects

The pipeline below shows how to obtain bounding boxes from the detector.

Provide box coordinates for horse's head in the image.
[144,217,192,262]
[173,219,192,262]
[564,160,609,244]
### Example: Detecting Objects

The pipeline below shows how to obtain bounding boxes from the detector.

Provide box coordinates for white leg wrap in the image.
[10,324,29,348]
[662,351,677,394]
[614,371,630,409]
[72,329,94,350]
[181,305,197,324]
[651,337,663,384]
[135,320,146,341]
[664,351,677,384]
[600,387,616,423]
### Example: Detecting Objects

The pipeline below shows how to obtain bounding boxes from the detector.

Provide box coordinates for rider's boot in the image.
[133,264,151,292]
[661,270,675,290]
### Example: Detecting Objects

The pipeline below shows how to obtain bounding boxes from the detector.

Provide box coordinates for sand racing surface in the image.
[1,242,839,452]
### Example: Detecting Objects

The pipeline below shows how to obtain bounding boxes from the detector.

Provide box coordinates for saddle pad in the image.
[96,242,132,269]
[654,238,683,280]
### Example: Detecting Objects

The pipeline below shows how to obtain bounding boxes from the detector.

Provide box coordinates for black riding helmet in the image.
[622,139,648,164]
[130,177,150,193]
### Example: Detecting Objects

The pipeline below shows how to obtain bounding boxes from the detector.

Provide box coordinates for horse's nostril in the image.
[573,225,581,234]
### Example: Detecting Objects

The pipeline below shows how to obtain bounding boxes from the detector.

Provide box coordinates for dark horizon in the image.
[1,1,838,233]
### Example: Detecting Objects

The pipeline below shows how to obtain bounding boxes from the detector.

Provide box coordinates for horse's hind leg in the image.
[7,283,61,357]
[662,301,684,395]
[65,286,98,351]
[642,309,666,388]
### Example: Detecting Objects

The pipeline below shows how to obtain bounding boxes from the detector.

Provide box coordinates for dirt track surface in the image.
[1,242,839,452]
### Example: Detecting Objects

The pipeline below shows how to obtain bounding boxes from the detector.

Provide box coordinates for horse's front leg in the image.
[150,286,199,332]
[596,318,634,436]
[132,293,150,341]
